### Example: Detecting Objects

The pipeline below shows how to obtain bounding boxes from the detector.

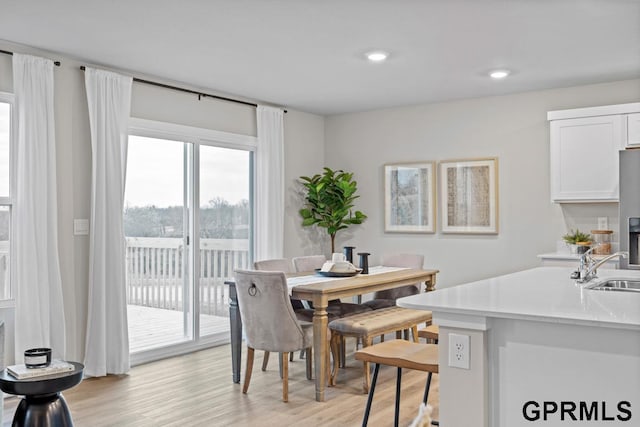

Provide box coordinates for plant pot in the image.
[568,242,591,254]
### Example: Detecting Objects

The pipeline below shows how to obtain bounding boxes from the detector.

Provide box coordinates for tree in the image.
[299,167,367,253]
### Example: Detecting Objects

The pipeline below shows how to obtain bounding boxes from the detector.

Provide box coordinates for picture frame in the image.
[439,158,498,234]
[384,162,436,233]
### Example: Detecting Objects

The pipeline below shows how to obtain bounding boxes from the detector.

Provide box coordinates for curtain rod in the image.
[79,66,287,113]
[0,49,61,66]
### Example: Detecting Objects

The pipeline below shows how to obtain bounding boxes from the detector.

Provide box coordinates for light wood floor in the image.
[3,341,439,426]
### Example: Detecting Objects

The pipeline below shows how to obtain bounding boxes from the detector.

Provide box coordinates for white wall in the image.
[0,39,325,364]
[1,37,638,365]
[324,79,640,288]
[283,110,326,257]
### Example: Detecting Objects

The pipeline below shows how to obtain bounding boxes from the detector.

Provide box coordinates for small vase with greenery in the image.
[562,229,592,254]
[299,167,367,253]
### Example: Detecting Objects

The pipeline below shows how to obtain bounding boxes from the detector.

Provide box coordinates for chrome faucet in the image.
[575,248,628,283]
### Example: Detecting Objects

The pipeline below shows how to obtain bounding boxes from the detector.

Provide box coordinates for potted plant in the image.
[299,167,367,253]
[562,229,592,254]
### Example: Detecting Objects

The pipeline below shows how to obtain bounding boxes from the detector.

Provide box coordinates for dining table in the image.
[226,265,438,402]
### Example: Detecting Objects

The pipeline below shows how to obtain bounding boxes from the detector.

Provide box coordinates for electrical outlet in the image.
[448,333,470,369]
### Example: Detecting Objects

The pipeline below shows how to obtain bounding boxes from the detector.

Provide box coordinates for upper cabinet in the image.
[627,113,640,148]
[548,102,640,203]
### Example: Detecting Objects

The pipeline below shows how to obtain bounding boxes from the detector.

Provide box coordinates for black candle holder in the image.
[357,252,370,274]
[343,246,356,264]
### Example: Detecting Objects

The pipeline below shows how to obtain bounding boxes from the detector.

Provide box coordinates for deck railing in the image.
[125,237,249,316]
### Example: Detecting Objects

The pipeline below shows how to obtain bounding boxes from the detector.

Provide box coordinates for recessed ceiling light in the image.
[489,69,510,79]
[366,51,389,62]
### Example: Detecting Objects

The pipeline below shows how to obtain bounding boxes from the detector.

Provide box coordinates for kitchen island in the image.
[397,267,640,427]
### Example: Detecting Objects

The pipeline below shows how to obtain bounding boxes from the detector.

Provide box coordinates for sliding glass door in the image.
[197,145,252,338]
[124,135,191,353]
[124,121,255,362]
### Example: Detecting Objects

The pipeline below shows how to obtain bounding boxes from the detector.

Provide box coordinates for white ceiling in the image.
[1,0,639,115]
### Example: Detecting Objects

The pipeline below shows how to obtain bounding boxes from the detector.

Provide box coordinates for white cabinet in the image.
[549,115,624,202]
[548,102,640,203]
[627,113,640,147]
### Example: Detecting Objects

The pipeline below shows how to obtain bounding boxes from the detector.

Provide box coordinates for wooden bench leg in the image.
[262,351,270,371]
[362,336,373,393]
[306,347,313,380]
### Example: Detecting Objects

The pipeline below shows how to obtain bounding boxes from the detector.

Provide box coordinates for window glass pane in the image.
[199,145,250,336]
[124,136,184,237]
[0,102,10,197]
[0,206,10,300]
[125,135,189,353]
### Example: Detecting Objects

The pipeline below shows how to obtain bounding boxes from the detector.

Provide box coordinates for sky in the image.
[125,135,250,208]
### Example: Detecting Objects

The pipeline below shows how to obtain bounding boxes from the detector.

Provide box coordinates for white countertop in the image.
[397,266,640,330]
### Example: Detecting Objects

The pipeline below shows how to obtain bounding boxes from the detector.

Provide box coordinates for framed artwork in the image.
[439,158,498,234]
[384,162,436,233]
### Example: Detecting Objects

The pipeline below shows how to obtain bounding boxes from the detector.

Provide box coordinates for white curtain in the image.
[12,53,66,361]
[83,68,132,376]
[256,106,285,260]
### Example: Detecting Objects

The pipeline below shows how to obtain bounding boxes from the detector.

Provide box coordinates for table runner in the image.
[287,266,407,294]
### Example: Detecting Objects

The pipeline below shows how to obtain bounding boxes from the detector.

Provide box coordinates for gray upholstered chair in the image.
[363,253,425,310]
[291,255,372,320]
[254,258,292,273]
[254,258,310,368]
[291,255,327,273]
[234,269,313,402]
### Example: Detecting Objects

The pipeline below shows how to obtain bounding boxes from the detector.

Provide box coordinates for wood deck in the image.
[128,305,229,353]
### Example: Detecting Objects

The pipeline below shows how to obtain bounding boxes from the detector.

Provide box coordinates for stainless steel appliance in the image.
[619,149,640,269]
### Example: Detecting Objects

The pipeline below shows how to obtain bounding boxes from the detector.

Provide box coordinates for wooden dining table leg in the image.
[312,296,329,402]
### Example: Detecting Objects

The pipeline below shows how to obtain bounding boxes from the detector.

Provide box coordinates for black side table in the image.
[0,361,84,427]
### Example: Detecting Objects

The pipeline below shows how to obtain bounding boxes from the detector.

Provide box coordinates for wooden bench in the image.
[418,324,439,344]
[355,339,439,426]
[328,306,432,392]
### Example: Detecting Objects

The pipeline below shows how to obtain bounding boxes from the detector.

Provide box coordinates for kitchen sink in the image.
[585,279,640,293]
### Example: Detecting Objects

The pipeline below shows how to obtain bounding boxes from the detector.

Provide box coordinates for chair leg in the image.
[340,336,346,368]
[243,347,255,394]
[262,351,270,371]
[394,367,402,427]
[396,330,402,339]
[329,332,340,386]
[306,347,313,380]
[423,372,433,404]
[362,363,380,427]
[411,325,419,343]
[362,336,373,393]
[290,352,294,362]
[282,352,289,402]
[279,352,284,379]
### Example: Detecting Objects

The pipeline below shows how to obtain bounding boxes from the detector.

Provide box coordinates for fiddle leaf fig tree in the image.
[299,167,367,253]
